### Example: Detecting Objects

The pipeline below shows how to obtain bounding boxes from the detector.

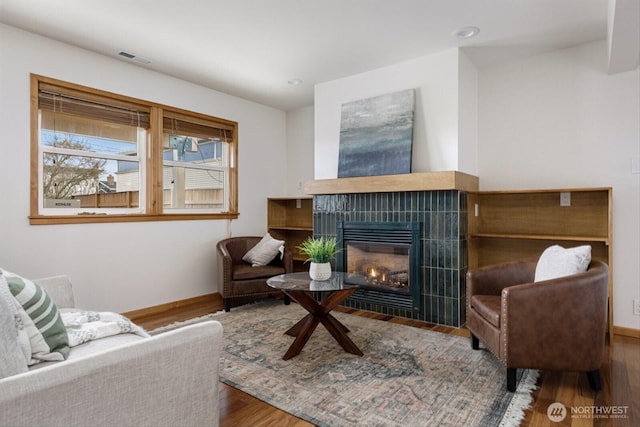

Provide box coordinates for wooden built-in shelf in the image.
[267,197,313,270]
[467,187,613,337]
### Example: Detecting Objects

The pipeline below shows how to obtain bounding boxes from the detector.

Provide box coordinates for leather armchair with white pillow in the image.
[466,254,609,392]
[217,235,293,311]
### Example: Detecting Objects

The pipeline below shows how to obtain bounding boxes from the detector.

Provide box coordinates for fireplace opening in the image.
[345,241,410,294]
[336,221,421,313]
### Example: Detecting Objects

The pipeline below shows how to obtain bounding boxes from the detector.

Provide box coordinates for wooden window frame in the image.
[30,74,238,225]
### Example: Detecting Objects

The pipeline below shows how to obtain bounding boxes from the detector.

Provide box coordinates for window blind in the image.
[38,86,151,129]
[163,112,234,141]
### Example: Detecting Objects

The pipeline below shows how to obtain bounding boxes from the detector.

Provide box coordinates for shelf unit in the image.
[467,187,613,336]
[267,197,313,271]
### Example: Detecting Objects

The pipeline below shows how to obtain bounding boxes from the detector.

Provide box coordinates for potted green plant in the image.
[297,236,340,281]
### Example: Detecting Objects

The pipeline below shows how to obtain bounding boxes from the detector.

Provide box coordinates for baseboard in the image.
[122,292,222,322]
[613,325,640,339]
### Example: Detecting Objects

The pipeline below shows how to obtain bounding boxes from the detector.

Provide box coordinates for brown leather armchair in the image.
[466,258,609,392]
[217,236,292,312]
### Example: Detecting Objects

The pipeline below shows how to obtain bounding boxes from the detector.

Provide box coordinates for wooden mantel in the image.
[304,171,479,195]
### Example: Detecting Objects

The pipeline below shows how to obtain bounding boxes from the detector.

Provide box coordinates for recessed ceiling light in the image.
[287,78,303,86]
[453,26,480,39]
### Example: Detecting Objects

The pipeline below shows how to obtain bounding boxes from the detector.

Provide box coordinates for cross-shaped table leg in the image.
[280,288,363,360]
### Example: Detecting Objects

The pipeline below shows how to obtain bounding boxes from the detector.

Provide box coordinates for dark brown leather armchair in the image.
[217,236,292,312]
[466,258,609,392]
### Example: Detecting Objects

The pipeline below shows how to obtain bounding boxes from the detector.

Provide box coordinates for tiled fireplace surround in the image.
[308,172,475,328]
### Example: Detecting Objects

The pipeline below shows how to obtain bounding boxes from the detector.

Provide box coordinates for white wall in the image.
[285,105,315,196]
[314,48,471,179]
[5,23,636,329]
[458,51,479,176]
[478,40,640,330]
[0,24,287,313]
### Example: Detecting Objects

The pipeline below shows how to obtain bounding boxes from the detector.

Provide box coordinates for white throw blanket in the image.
[61,311,149,347]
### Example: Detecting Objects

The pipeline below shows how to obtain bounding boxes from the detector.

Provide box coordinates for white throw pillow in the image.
[0,274,29,378]
[534,245,592,282]
[242,233,285,267]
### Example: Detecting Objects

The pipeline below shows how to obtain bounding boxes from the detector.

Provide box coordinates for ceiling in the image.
[1,0,635,111]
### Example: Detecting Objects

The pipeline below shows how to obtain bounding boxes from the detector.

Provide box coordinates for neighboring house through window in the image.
[30,74,238,224]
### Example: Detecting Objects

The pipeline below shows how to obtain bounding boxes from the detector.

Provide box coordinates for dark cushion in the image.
[470,295,501,328]
[232,263,286,281]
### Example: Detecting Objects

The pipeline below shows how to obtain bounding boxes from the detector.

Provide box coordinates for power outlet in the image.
[634,299,640,316]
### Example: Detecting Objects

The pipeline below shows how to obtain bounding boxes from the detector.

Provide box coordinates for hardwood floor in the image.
[133,299,639,427]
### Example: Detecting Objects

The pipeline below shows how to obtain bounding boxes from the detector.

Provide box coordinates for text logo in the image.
[547,402,567,422]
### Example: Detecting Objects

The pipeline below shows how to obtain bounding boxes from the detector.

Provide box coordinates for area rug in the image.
[152,301,538,427]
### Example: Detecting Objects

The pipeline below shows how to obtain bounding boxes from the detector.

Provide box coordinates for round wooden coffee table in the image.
[267,272,363,360]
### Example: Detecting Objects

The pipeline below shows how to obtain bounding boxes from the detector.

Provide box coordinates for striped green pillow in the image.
[2,269,70,364]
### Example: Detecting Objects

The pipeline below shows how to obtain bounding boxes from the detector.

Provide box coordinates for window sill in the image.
[29,212,239,225]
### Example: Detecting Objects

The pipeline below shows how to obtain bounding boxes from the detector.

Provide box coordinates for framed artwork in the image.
[338,89,415,178]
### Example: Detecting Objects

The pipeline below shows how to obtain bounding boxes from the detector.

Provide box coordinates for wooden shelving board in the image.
[304,171,479,195]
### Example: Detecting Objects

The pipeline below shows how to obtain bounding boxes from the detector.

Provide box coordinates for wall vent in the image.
[117,50,152,64]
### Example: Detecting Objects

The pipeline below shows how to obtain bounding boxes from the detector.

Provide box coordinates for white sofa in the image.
[0,275,223,427]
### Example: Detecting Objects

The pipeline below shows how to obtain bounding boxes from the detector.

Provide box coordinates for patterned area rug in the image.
[152,300,538,427]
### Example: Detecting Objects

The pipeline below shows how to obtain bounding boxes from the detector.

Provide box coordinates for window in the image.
[162,112,232,212]
[30,75,238,224]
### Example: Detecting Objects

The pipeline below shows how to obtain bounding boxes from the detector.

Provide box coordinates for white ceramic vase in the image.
[309,262,332,281]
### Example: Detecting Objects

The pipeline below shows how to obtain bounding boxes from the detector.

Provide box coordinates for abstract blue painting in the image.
[338,89,415,178]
